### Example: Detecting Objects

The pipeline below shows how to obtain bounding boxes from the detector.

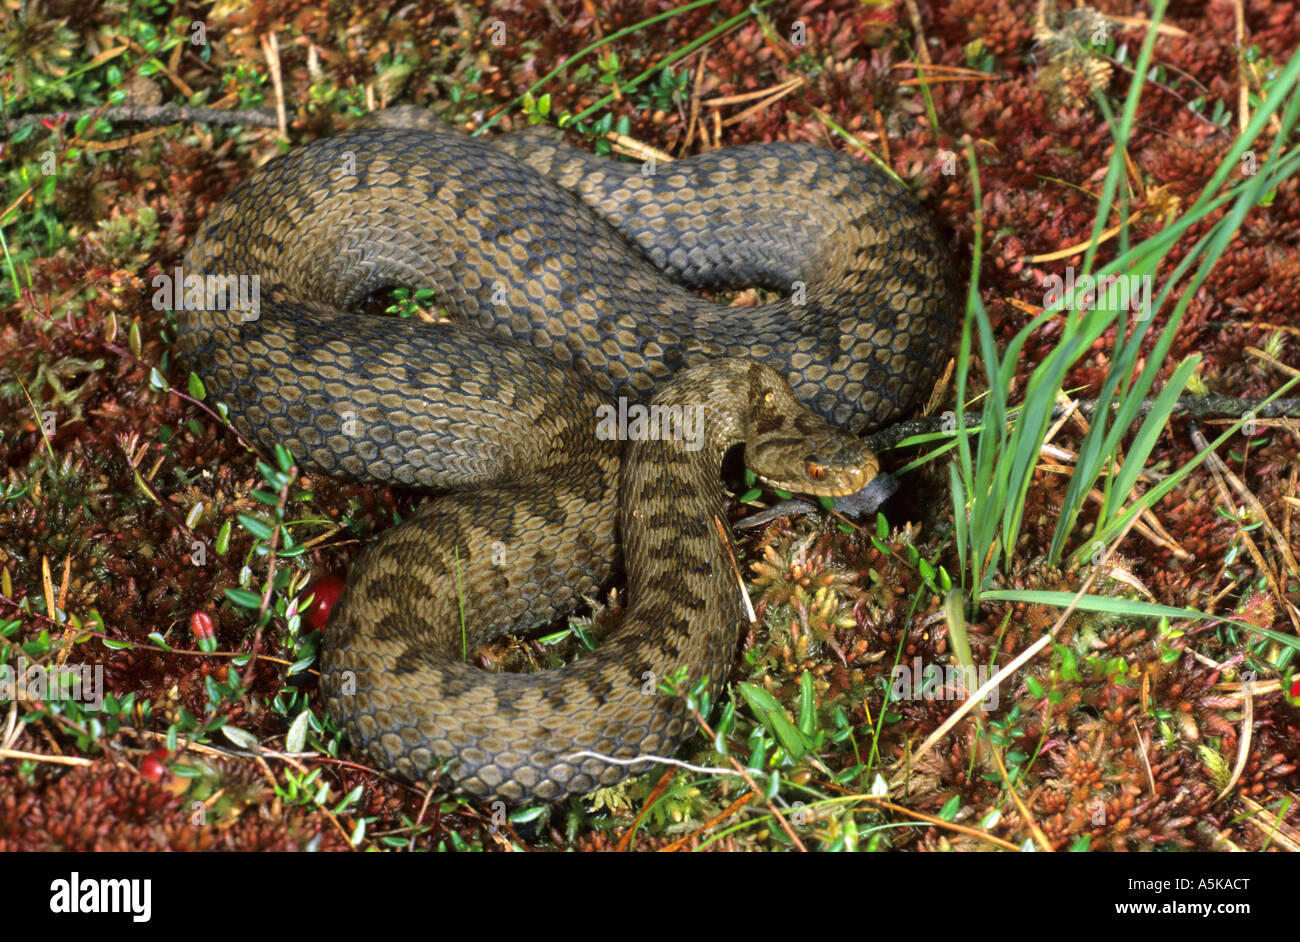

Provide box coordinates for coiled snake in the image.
[177,107,958,803]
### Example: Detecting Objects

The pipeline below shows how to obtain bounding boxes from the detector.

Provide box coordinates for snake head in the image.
[743,365,880,498]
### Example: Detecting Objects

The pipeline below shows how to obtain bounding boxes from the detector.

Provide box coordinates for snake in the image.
[176,107,959,803]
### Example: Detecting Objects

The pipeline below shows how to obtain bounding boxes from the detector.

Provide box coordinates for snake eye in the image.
[806,462,826,482]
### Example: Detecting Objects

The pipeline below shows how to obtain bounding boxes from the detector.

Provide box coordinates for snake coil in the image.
[178,109,958,802]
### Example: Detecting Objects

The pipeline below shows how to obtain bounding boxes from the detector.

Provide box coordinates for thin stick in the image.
[260,32,288,139]
[0,748,94,767]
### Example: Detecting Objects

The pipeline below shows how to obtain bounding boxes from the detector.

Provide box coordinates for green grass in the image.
[950,0,1300,639]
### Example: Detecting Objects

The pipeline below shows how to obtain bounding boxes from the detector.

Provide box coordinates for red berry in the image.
[189,610,215,642]
[1290,677,1300,699]
[141,748,170,784]
[304,576,344,631]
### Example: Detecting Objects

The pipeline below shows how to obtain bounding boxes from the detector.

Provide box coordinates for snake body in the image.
[177,109,958,802]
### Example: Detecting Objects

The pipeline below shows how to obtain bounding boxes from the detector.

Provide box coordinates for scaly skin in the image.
[176,112,957,802]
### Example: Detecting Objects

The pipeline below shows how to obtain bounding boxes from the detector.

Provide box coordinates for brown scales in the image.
[176,110,957,803]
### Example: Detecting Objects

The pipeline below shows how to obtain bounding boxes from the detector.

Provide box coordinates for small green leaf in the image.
[237,514,273,541]
[332,785,364,814]
[798,671,816,737]
[215,519,232,555]
[285,709,311,753]
[736,682,784,716]
[224,587,263,609]
[222,725,259,750]
[762,708,806,760]
[511,805,547,824]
